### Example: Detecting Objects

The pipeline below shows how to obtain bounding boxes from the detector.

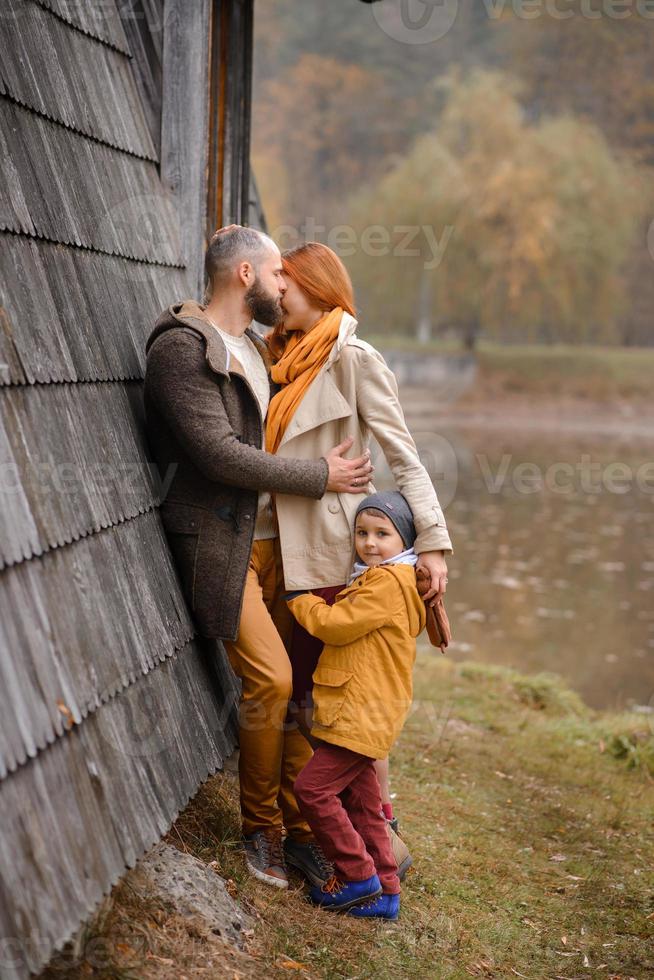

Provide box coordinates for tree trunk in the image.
[416,268,432,344]
[462,318,479,350]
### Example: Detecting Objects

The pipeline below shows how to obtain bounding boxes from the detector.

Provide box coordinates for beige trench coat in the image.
[274,312,453,589]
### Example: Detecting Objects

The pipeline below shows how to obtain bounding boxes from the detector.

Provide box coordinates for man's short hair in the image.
[204,226,277,297]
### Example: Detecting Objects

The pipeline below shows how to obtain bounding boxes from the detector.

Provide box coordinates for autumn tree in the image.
[348,70,644,347]
[252,53,403,235]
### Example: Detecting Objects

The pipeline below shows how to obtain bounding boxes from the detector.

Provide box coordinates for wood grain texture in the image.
[117,0,166,155]
[1,0,157,160]
[0,237,191,385]
[32,0,132,56]
[160,0,211,299]
[0,510,197,779]
[0,382,163,568]
[0,640,238,979]
[0,100,184,264]
[0,3,249,973]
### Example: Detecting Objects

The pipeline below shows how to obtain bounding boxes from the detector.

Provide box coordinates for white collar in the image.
[325,311,359,368]
[348,547,418,584]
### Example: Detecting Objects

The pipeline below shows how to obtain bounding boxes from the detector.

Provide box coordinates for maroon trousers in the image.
[289,585,343,710]
[294,742,400,894]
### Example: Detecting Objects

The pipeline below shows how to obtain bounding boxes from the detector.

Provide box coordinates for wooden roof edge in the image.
[0,90,159,165]
[32,0,133,59]
[0,227,187,271]
[0,624,196,784]
[0,373,145,390]
[0,501,161,575]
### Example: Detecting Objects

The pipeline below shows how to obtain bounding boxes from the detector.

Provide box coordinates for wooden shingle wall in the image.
[0,2,244,976]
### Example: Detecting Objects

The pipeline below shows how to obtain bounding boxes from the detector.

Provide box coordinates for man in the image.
[144,226,373,889]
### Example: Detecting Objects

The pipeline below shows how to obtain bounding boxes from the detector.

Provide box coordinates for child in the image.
[285,490,427,920]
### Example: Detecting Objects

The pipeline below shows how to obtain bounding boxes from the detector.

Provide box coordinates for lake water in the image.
[373,411,654,710]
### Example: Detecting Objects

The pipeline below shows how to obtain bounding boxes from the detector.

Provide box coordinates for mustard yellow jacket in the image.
[287,563,426,760]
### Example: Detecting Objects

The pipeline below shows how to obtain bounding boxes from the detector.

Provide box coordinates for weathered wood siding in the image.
[0,2,252,975]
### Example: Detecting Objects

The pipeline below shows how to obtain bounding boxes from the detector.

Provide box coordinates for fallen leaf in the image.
[146,953,174,965]
[56,700,74,730]
[115,943,135,955]
[280,960,309,971]
[550,854,567,862]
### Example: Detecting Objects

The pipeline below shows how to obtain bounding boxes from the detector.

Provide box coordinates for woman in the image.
[265,242,454,831]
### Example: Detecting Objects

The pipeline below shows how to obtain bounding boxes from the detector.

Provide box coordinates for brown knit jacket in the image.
[144,301,329,640]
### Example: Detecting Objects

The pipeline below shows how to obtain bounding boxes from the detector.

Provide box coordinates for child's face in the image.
[354,511,406,566]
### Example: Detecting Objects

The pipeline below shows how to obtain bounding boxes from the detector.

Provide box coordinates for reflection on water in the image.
[373,420,654,710]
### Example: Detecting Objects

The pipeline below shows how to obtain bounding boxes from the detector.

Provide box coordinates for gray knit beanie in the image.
[354,490,416,549]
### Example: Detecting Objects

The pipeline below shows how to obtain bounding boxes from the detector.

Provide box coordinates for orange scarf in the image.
[265,307,343,454]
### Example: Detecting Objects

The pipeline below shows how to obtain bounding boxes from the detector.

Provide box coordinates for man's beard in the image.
[244,278,283,327]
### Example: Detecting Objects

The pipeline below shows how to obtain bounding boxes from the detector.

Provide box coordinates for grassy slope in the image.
[227,658,654,979]
[44,660,654,980]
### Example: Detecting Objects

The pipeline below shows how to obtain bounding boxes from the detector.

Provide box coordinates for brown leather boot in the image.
[387,822,413,880]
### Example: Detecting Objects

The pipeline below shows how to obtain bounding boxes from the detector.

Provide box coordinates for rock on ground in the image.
[127,842,252,949]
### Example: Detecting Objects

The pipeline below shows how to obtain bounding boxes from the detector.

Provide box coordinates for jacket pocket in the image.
[312,666,354,728]
[160,502,206,535]
[160,503,204,608]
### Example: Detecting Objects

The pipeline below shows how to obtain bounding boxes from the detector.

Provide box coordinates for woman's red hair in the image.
[267,242,356,360]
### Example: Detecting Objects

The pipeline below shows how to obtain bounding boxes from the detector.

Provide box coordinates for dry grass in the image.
[39,659,654,979]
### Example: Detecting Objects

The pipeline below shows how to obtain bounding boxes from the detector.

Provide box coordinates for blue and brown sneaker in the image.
[283,837,335,887]
[348,892,400,920]
[309,873,382,912]
[243,829,288,889]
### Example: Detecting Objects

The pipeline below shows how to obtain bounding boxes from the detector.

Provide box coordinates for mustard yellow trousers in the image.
[224,537,313,841]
